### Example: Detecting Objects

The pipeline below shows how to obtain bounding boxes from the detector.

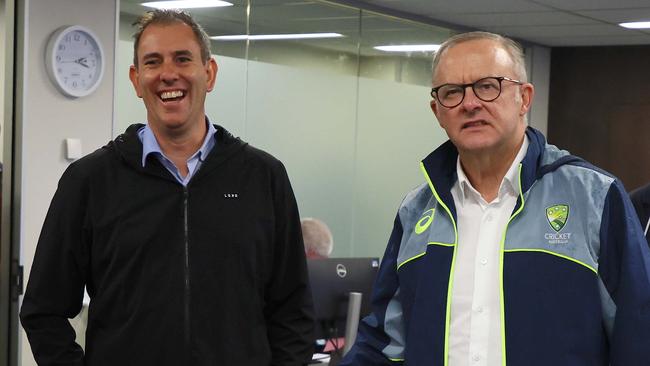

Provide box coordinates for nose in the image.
[459,85,482,112]
[159,60,179,84]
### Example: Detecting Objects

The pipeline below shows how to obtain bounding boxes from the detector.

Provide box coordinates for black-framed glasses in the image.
[430,76,523,108]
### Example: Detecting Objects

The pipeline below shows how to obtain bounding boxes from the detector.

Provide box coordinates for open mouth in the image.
[158,90,185,103]
[462,120,488,129]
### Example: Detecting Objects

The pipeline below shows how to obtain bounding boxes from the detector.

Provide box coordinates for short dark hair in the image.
[132,9,212,67]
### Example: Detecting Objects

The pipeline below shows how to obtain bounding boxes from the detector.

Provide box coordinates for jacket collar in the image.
[421,127,549,219]
[108,120,247,182]
[139,122,218,168]
[455,136,528,207]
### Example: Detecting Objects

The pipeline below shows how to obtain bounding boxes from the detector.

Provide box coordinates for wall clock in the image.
[45,25,105,98]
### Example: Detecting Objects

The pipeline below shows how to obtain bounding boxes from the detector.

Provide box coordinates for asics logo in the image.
[415,208,435,235]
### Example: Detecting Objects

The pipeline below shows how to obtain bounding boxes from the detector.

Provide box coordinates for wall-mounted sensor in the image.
[65,138,82,161]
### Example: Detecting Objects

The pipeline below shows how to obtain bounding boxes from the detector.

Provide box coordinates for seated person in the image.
[301,217,333,259]
[301,218,342,363]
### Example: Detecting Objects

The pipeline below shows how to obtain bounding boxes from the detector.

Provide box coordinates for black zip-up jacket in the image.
[20,124,315,366]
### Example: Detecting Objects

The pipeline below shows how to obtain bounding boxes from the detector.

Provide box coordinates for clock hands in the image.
[60,57,90,68]
[76,58,90,68]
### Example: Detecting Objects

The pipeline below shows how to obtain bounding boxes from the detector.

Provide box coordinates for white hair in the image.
[301,217,333,258]
[432,31,528,83]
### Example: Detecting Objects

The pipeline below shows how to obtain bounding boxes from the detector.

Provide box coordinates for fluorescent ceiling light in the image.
[374,44,441,52]
[619,21,650,29]
[211,33,344,41]
[142,0,233,9]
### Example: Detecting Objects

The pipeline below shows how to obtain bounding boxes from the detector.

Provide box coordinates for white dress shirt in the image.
[448,136,529,366]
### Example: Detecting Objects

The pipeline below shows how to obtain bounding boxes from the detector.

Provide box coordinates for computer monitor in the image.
[307,257,380,340]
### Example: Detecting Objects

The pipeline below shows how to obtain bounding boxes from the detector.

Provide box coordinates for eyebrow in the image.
[141,50,194,60]
[141,51,161,60]
[173,50,194,58]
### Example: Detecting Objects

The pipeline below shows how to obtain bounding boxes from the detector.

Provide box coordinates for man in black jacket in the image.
[20,9,314,366]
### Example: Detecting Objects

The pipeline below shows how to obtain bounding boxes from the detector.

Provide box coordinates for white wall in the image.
[15,0,117,365]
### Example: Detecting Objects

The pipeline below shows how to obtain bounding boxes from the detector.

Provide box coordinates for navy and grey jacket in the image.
[342,127,650,366]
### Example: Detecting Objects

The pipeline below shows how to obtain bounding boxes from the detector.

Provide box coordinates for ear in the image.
[519,83,535,116]
[430,99,445,128]
[129,65,143,98]
[206,57,218,92]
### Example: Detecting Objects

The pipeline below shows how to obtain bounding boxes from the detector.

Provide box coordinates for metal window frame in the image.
[1,0,19,365]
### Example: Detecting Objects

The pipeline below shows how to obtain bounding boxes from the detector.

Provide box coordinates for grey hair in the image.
[432,31,528,83]
[301,218,333,258]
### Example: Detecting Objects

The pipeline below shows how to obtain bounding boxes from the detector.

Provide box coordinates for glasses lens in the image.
[437,85,464,107]
[473,77,501,102]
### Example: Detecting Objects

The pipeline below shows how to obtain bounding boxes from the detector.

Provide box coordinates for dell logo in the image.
[336,264,347,278]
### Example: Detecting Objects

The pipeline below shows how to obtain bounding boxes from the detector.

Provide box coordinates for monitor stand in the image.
[343,292,362,355]
[320,291,364,365]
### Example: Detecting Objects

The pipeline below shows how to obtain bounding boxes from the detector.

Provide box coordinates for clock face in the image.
[46,26,105,98]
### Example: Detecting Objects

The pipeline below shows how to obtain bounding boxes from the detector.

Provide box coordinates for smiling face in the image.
[430,39,533,156]
[129,22,217,138]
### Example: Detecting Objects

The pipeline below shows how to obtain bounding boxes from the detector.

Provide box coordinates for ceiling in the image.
[120,0,454,58]
[120,0,650,50]
[333,0,650,46]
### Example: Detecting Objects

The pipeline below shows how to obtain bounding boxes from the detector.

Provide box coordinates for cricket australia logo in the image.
[546,204,569,232]
[545,204,571,244]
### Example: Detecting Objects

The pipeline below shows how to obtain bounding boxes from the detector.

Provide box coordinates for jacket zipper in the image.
[498,164,526,366]
[420,162,457,366]
[183,187,191,356]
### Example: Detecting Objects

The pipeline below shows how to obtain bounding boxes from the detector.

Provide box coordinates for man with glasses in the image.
[341,31,650,365]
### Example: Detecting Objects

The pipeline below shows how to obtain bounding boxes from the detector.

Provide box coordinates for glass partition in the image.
[352,13,451,256]
[117,0,455,258]
[245,0,360,257]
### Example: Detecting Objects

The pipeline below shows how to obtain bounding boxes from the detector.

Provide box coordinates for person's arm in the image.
[340,215,406,366]
[265,160,315,366]
[629,185,650,237]
[20,166,90,366]
[599,180,650,366]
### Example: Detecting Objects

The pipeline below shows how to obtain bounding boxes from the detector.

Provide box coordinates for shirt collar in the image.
[139,121,217,167]
[456,135,529,206]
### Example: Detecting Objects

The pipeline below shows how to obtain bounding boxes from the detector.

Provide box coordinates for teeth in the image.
[160,90,184,100]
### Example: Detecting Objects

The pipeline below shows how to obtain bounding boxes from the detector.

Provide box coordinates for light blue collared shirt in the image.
[138,122,217,186]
